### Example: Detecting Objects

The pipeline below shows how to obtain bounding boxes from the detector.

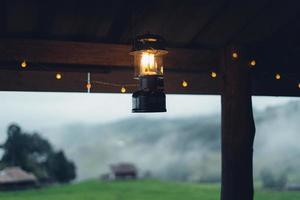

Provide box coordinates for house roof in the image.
[0,167,37,184]
[0,0,299,96]
[110,163,137,174]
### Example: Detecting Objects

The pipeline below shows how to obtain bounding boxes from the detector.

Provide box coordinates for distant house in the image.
[110,163,137,180]
[0,167,38,190]
[286,183,300,191]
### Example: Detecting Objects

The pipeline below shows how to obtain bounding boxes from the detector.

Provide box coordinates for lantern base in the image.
[132,90,166,113]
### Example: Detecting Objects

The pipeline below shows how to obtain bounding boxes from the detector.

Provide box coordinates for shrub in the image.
[260,168,287,189]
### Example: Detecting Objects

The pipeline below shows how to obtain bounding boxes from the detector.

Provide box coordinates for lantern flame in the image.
[140,52,157,75]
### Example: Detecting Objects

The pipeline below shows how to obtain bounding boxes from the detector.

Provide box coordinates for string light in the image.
[211,71,217,78]
[182,80,188,87]
[232,52,238,59]
[13,62,300,91]
[55,73,62,80]
[250,60,256,67]
[87,72,91,93]
[121,86,126,93]
[86,83,92,90]
[21,60,27,68]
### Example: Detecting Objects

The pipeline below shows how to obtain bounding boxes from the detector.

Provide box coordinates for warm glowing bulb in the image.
[56,73,62,80]
[275,73,281,80]
[21,60,27,68]
[121,86,126,93]
[140,52,156,75]
[211,71,217,78]
[86,83,92,89]
[232,52,238,59]
[298,83,300,89]
[250,60,256,67]
[182,80,188,87]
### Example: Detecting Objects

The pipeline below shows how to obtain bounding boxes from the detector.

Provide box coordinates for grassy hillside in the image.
[0,180,299,200]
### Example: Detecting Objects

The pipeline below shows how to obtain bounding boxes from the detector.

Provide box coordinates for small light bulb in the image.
[182,80,188,88]
[232,52,238,59]
[21,60,27,68]
[275,73,281,80]
[56,73,62,80]
[250,60,256,67]
[86,83,92,90]
[211,71,217,78]
[121,86,126,93]
[298,83,300,89]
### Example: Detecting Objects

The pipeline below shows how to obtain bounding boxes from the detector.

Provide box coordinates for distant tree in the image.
[46,151,76,183]
[1,124,31,168]
[260,168,287,190]
[0,124,76,183]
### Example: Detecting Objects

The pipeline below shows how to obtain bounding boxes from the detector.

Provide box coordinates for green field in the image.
[0,180,299,200]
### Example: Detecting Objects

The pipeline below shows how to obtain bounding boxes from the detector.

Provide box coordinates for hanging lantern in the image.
[130,34,168,112]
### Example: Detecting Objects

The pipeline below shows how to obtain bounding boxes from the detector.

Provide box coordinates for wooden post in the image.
[221,46,256,200]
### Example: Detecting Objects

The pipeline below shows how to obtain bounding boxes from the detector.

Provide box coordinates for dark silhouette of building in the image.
[110,163,137,180]
[0,167,38,190]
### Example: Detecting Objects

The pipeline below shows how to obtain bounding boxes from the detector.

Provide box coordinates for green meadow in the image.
[0,180,299,200]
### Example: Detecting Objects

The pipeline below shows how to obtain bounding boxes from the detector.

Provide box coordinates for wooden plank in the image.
[124,0,225,47]
[236,1,300,44]
[187,0,229,48]
[5,0,37,34]
[193,0,269,48]
[105,0,134,43]
[32,1,56,38]
[221,46,255,200]
[48,1,116,40]
[0,39,214,71]
[0,0,7,37]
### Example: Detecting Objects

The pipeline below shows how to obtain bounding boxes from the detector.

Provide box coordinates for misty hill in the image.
[49,115,221,181]
[44,101,300,182]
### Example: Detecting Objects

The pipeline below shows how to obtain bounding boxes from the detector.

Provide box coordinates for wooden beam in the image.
[0,39,214,72]
[0,69,220,94]
[0,63,298,96]
[221,46,256,200]
[0,39,298,96]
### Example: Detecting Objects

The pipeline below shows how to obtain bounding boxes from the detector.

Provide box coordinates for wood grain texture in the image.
[0,39,214,71]
[221,46,255,200]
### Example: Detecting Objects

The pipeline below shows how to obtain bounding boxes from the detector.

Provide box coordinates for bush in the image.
[46,151,76,183]
[260,168,287,189]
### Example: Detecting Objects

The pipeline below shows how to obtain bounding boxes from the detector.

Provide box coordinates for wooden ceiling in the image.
[0,0,299,96]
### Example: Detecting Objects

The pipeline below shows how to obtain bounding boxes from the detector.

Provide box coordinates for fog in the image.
[0,92,299,183]
[253,102,300,181]
[44,115,221,181]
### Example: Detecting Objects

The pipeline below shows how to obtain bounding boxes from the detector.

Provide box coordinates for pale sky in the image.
[0,91,298,140]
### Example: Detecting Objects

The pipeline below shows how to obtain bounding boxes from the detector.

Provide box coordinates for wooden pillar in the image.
[220,46,256,200]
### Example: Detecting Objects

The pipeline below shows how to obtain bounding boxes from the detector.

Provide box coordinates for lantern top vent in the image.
[130,34,168,54]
